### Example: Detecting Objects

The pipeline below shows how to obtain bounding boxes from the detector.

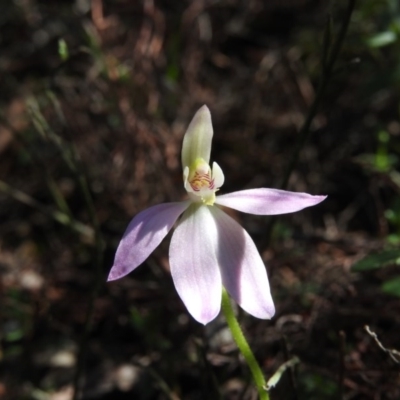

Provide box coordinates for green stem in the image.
[0,179,94,238]
[221,289,270,400]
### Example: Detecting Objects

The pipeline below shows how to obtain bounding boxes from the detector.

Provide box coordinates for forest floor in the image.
[1,1,400,399]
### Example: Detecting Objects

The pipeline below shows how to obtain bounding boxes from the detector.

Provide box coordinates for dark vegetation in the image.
[1,0,400,399]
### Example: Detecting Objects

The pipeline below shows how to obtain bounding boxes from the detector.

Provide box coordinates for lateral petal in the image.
[215,188,326,215]
[212,161,225,189]
[210,206,275,319]
[169,204,222,325]
[181,105,213,169]
[108,202,190,281]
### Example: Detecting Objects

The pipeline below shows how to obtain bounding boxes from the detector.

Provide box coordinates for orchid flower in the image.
[108,105,326,325]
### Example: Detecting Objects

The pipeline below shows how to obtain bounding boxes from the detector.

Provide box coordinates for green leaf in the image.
[381,276,400,297]
[367,31,397,48]
[58,38,69,61]
[351,250,400,271]
[5,328,24,342]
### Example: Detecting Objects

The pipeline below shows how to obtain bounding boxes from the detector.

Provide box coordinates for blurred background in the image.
[1,0,400,399]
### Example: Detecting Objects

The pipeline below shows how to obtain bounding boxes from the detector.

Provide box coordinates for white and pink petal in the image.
[210,206,275,319]
[169,204,222,325]
[108,201,190,281]
[215,188,326,215]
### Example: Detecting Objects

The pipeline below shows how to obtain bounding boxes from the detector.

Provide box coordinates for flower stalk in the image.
[221,288,269,400]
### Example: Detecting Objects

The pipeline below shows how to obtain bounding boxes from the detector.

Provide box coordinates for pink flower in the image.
[108,106,326,324]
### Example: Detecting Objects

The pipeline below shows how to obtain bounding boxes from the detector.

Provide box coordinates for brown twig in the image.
[365,325,400,364]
